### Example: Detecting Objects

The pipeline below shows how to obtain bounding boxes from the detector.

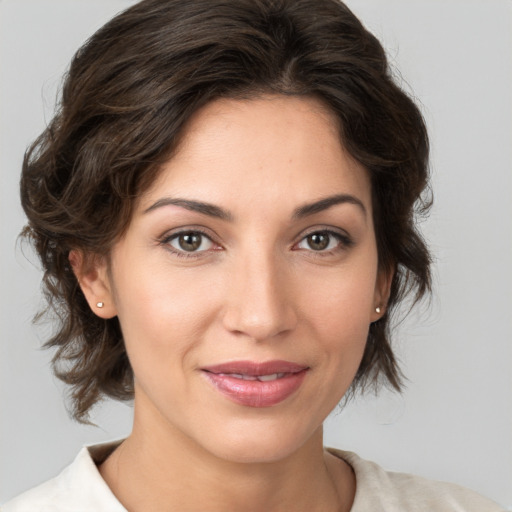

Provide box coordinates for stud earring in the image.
[96,302,104,308]
[375,306,381,314]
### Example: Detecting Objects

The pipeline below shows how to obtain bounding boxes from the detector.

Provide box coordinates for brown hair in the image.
[21,0,431,422]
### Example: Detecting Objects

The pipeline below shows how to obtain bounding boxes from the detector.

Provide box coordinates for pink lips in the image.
[201,360,308,407]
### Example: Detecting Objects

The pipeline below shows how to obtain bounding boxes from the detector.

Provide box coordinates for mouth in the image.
[201,360,309,407]
[213,372,288,382]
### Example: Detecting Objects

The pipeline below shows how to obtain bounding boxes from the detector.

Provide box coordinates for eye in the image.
[167,231,215,253]
[296,231,348,252]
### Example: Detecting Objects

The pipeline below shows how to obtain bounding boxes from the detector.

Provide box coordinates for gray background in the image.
[1,0,511,508]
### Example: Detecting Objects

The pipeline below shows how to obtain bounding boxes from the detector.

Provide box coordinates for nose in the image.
[221,251,298,342]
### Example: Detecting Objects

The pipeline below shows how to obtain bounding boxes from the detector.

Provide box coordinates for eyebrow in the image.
[144,198,233,221]
[143,193,366,221]
[293,194,367,219]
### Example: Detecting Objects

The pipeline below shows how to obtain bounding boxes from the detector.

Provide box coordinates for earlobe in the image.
[371,267,393,322]
[69,250,117,319]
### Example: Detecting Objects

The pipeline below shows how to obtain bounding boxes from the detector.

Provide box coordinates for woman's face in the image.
[91,95,388,463]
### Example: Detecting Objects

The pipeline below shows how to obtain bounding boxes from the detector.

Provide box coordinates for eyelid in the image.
[293,226,354,252]
[158,226,223,257]
[297,225,352,242]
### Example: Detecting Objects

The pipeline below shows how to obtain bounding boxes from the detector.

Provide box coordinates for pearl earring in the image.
[96,302,104,308]
[375,306,381,314]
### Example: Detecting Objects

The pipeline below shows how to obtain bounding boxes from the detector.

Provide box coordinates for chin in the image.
[193,417,321,465]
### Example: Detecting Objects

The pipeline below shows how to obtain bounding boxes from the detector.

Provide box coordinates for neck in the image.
[99,398,355,512]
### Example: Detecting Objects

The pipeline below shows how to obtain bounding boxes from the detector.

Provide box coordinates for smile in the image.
[201,361,309,407]
[216,372,286,381]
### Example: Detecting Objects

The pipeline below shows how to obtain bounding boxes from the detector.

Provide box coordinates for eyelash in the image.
[159,228,220,259]
[158,228,353,259]
[293,229,354,256]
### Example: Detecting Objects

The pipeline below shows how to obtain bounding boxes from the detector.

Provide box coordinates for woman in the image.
[2,0,506,510]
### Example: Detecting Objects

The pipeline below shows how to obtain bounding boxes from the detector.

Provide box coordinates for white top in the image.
[2,442,505,511]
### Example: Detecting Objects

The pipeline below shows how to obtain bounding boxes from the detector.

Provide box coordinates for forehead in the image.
[138,95,372,216]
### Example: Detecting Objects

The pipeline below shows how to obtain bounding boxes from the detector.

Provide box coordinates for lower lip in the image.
[203,370,308,407]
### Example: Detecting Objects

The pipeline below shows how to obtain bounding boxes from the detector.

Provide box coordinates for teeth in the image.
[257,373,285,381]
[242,375,258,381]
[220,373,258,381]
[257,373,278,381]
[219,372,286,381]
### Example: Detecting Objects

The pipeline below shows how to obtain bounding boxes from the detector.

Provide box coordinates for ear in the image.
[370,266,393,323]
[69,250,118,319]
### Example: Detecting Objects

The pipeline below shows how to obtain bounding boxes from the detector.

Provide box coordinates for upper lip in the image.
[201,360,308,376]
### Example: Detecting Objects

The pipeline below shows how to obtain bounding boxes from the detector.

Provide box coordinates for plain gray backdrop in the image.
[1,0,511,508]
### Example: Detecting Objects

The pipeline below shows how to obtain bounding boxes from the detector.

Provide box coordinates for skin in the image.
[74,95,390,512]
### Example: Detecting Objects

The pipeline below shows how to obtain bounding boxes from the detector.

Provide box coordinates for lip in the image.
[201,360,309,408]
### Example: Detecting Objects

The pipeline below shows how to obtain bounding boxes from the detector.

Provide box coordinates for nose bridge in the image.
[222,244,296,341]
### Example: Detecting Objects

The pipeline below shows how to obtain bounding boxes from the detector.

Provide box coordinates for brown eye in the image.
[179,233,202,251]
[168,231,213,253]
[296,230,350,253]
[306,232,330,251]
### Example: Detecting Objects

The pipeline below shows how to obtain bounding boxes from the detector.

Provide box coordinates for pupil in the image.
[308,233,329,251]
[179,233,201,251]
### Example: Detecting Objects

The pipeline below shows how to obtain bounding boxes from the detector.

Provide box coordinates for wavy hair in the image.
[21,0,431,422]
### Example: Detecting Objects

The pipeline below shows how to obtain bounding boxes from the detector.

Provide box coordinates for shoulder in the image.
[328,448,506,512]
[1,443,126,512]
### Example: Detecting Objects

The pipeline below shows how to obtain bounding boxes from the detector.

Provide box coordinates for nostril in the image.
[222,303,297,342]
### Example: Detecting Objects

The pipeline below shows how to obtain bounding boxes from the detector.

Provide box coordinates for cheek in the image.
[113,261,223,372]
[296,260,377,367]
[299,264,377,328]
